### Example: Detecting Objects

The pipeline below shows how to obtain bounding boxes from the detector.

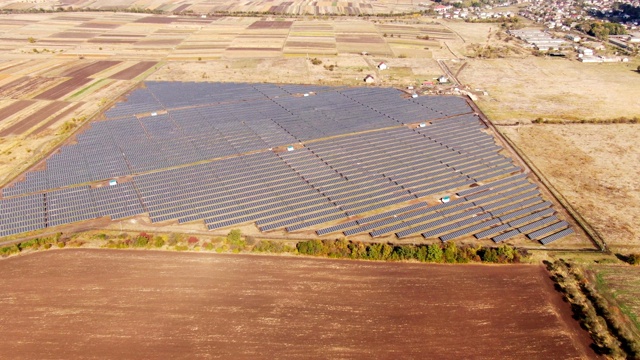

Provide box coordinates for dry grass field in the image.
[500,124,640,252]
[0,249,596,359]
[459,57,640,124]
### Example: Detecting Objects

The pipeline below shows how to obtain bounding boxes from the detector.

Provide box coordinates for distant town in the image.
[428,0,639,59]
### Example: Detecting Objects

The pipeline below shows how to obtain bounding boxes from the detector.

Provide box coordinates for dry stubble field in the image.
[499,125,640,251]
[459,57,640,124]
[0,249,595,359]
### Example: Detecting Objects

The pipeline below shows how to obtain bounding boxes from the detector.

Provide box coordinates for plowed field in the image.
[0,101,69,136]
[110,61,157,80]
[0,250,595,359]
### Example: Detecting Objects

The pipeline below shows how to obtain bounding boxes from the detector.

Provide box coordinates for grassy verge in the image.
[546,259,640,357]
[66,78,110,100]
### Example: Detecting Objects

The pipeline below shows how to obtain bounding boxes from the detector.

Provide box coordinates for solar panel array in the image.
[0,183,143,237]
[0,82,573,245]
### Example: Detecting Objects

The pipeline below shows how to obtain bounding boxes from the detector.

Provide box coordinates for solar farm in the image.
[0,82,575,245]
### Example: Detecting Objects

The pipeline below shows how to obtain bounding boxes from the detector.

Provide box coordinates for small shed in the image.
[364,75,375,83]
[441,196,450,203]
[287,145,295,151]
[109,179,118,186]
[378,62,388,70]
[438,76,448,84]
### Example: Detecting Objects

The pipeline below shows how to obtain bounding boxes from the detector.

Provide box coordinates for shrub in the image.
[132,233,151,248]
[0,245,20,257]
[203,242,215,251]
[497,244,515,262]
[226,229,243,245]
[627,253,640,265]
[443,242,458,263]
[426,243,444,262]
[297,239,325,256]
[310,58,322,65]
[167,233,181,246]
[481,248,499,263]
[245,236,257,246]
[187,236,200,247]
[153,236,165,248]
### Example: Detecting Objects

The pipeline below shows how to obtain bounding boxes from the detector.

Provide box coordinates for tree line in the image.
[291,239,526,264]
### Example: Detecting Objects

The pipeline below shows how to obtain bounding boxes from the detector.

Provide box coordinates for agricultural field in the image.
[0,0,424,15]
[0,249,596,359]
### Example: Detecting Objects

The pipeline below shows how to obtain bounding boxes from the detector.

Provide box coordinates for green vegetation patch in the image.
[66,78,110,100]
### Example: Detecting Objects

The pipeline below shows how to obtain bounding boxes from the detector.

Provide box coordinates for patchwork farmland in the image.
[0,0,422,16]
[1,81,580,247]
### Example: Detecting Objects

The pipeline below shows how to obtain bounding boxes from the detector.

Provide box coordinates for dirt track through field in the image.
[0,250,595,359]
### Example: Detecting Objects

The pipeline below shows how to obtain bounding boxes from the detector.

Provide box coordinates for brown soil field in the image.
[51,31,100,39]
[77,22,121,29]
[110,61,158,80]
[0,76,64,98]
[0,99,33,123]
[247,20,293,29]
[0,100,69,136]
[30,102,84,136]
[500,124,640,252]
[0,249,595,359]
[34,77,93,100]
[88,37,138,44]
[134,16,177,24]
[173,3,191,13]
[60,60,121,78]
